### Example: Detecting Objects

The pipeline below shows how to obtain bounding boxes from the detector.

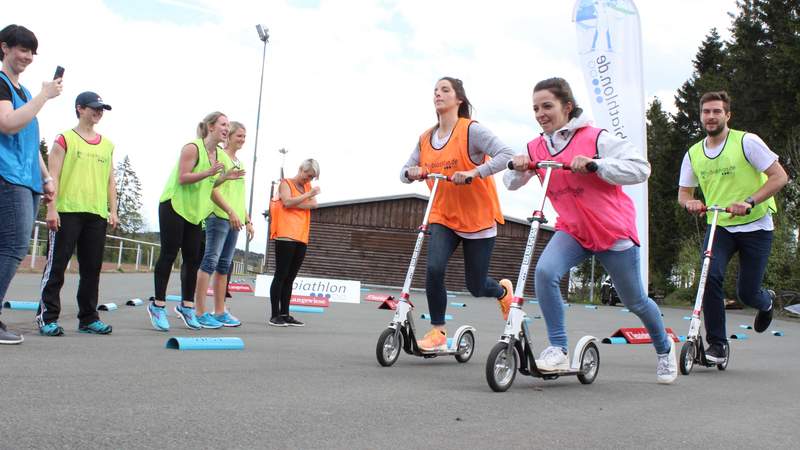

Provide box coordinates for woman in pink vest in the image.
[505,77,677,384]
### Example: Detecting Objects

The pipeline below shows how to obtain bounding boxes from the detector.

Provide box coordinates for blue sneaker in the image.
[79,320,112,334]
[197,312,223,329]
[147,301,170,332]
[175,304,201,330]
[214,311,241,327]
[39,322,65,336]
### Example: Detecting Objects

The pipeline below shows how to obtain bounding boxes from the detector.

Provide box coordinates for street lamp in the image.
[245,24,269,273]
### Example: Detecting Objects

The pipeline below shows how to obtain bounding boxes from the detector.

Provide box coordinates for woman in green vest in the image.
[194,121,251,328]
[147,111,239,332]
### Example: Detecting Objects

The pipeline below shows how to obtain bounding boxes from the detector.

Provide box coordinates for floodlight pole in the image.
[244,24,269,273]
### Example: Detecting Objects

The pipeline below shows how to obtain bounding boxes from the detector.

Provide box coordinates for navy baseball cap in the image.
[75,91,112,110]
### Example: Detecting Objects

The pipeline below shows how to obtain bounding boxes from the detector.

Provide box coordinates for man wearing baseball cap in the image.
[36,91,117,336]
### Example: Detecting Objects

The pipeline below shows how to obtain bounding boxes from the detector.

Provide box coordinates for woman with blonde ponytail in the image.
[146,112,241,332]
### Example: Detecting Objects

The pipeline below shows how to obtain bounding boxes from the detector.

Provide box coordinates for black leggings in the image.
[269,240,307,318]
[153,201,203,303]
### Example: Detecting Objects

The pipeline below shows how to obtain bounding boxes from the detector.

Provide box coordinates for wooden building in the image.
[265,194,568,299]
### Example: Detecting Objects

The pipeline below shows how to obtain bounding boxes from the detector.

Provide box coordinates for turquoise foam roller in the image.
[165,295,181,302]
[729,333,748,340]
[165,336,244,350]
[97,303,118,311]
[584,305,598,309]
[420,314,453,320]
[126,298,144,306]
[771,330,784,336]
[602,337,628,344]
[3,301,39,311]
[450,302,467,308]
[289,305,324,314]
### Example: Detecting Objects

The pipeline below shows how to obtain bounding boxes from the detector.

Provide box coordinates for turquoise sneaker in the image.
[175,305,201,330]
[39,322,64,336]
[197,312,223,329]
[214,311,241,327]
[79,320,112,334]
[147,301,170,331]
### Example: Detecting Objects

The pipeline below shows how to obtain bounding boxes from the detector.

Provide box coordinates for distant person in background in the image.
[401,76,513,352]
[0,24,60,345]
[268,159,320,327]
[146,112,239,332]
[194,121,250,328]
[36,91,116,336]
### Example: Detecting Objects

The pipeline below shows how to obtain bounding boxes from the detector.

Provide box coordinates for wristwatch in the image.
[745,196,756,207]
[43,177,53,184]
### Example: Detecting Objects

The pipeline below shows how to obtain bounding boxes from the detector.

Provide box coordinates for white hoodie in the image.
[503,112,650,191]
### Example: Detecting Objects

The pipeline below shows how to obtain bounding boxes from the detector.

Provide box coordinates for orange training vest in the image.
[269,179,311,244]
[418,118,504,232]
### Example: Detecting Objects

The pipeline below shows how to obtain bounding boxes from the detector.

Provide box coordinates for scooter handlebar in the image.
[507,160,598,173]
[404,170,472,184]
[697,205,752,214]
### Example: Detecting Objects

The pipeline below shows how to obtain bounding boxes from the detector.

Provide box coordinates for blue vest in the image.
[0,72,42,193]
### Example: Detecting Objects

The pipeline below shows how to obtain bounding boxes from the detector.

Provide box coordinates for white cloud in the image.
[5,0,739,254]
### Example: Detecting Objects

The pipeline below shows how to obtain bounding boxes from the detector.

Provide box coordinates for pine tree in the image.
[114,155,144,236]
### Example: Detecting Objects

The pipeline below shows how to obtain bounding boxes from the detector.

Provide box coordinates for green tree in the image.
[114,155,144,236]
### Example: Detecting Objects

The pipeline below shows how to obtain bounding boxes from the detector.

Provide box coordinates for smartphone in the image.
[53,66,65,80]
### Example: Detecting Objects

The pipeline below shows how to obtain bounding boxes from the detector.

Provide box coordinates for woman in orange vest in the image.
[401,77,514,351]
[268,159,320,327]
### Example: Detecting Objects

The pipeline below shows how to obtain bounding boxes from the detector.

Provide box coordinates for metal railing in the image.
[28,221,247,274]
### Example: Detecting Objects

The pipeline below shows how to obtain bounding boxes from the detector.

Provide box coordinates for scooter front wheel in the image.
[486,342,517,392]
[680,341,696,375]
[577,342,600,384]
[454,330,475,363]
[376,328,403,367]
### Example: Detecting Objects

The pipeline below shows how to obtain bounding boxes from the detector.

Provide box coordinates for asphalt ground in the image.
[1,273,799,449]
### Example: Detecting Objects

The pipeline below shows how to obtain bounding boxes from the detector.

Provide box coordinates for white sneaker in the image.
[657,338,678,384]
[536,346,569,372]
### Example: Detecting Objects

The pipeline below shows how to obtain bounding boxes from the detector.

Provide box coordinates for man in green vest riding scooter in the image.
[678,91,788,364]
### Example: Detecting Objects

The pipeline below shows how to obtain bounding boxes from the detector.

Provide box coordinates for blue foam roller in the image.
[289,305,324,314]
[683,316,692,320]
[165,336,244,350]
[584,305,598,309]
[730,333,748,340]
[165,295,181,302]
[678,335,687,342]
[446,338,453,347]
[420,313,453,320]
[528,300,539,304]
[97,303,118,311]
[450,302,467,308]
[602,337,628,344]
[3,301,39,311]
[739,324,753,330]
[621,308,630,313]
[563,303,571,308]
[126,298,144,306]
[772,330,784,336]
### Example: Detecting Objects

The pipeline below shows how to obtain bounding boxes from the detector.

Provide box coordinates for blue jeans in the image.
[534,231,670,354]
[702,226,772,345]
[0,177,40,313]
[200,215,240,275]
[426,224,504,326]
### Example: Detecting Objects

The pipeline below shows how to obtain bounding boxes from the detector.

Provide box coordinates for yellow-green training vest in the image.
[212,150,248,222]
[688,129,777,227]
[159,138,219,225]
[57,130,114,218]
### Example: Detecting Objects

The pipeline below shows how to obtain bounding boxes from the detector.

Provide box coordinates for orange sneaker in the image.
[417,327,447,352]
[498,279,514,320]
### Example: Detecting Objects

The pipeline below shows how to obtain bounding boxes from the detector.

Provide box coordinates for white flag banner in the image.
[573,0,649,286]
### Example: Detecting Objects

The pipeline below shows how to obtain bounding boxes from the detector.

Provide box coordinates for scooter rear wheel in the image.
[680,341,696,375]
[577,342,600,384]
[376,328,402,367]
[454,330,475,363]
[717,341,730,371]
[486,342,517,392]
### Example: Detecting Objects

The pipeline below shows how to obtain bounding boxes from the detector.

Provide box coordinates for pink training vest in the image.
[527,126,639,251]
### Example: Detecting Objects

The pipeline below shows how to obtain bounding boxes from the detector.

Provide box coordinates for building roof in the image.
[317,193,552,228]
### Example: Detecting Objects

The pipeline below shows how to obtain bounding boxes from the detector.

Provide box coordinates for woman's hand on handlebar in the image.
[727,201,752,217]
[684,199,706,216]
[451,169,477,185]
[405,166,425,181]
[510,155,532,171]
[569,155,596,173]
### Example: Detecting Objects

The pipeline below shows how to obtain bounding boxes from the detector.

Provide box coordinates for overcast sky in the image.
[6,0,739,255]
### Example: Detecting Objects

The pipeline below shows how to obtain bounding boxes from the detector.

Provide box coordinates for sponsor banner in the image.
[365,294,394,302]
[255,275,361,304]
[574,0,648,284]
[608,327,679,344]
